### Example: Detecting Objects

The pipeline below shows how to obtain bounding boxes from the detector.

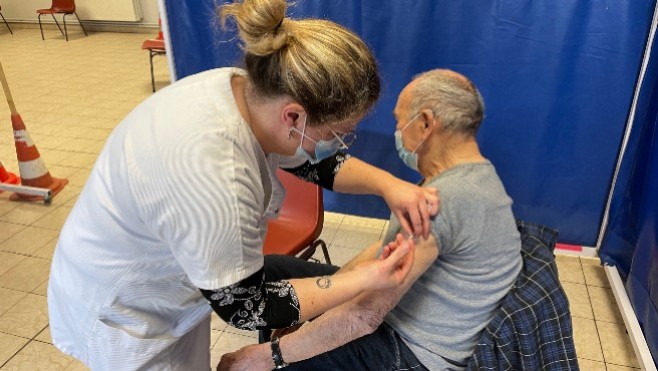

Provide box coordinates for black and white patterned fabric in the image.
[200,267,300,331]
[285,151,351,190]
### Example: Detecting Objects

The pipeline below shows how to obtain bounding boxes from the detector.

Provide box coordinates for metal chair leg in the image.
[51,14,64,36]
[149,50,156,92]
[74,12,87,36]
[298,240,331,265]
[63,13,68,41]
[38,14,45,40]
[0,13,12,34]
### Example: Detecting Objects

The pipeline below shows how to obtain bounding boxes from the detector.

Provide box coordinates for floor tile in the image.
[576,358,606,370]
[0,288,28,316]
[330,224,383,250]
[211,313,228,332]
[555,254,585,285]
[34,326,52,344]
[31,206,73,231]
[0,252,27,277]
[0,204,57,226]
[318,222,341,246]
[0,226,58,256]
[588,286,624,324]
[581,257,610,288]
[0,222,24,244]
[0,294,49,339]
[0,257,51,293]
[561,282,593,320]
[210,329,222,349]
[596,321,640,368]
[62,359,90,371]
[605,363,641,370]
[341,214,387,229]
[1,340,74,371]
[32,237,59,260]
[571,316,604,362]
[0,332,30,366]
[0,200,21,219]
[32,280,49,297]
[323,212,345,224]
[223,324,259,339]
[312,245,364,267]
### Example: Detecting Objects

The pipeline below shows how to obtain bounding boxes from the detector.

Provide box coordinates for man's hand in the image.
[380,179,439,239]
[217,343,272,371]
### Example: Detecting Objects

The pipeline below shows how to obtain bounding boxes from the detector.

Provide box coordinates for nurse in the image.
[47,0,438,369]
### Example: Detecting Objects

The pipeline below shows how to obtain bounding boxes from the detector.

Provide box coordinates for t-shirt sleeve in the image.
[131,129,265,290]
[430,182,485,256]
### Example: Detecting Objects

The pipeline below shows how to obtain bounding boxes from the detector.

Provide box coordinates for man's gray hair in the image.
[410,69,485,136]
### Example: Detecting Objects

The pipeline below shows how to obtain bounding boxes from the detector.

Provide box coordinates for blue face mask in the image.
[394,113,423,171]
[291,117,347,164]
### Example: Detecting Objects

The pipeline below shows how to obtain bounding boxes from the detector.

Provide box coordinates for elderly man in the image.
[219,69,524,370]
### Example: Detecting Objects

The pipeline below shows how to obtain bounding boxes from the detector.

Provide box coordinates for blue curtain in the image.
[600,19,658,364]
[163,0,655,246]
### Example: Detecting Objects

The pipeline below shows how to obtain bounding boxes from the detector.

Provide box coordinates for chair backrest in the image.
[52,0,75,12]
[263,169,324,256]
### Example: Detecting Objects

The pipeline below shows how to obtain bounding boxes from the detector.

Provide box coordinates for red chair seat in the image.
[142,39,166,51]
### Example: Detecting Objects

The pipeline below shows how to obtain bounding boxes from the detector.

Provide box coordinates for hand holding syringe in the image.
[380,233,415,261]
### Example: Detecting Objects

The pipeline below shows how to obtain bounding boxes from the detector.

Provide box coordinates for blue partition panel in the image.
[600,21,658,363]
[164,0,656,246]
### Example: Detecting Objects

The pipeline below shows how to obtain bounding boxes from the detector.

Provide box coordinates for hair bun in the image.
[219,0,290,56]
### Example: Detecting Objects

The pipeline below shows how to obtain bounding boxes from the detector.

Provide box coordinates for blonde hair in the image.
[219,0,380,126]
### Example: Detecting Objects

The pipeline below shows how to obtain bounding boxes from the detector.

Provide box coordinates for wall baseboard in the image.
[6,19,157,34]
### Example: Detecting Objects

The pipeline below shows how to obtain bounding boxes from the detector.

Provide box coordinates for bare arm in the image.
[218,234,438,370]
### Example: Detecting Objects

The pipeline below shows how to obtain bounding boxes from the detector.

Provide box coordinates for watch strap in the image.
[270,336,289,369]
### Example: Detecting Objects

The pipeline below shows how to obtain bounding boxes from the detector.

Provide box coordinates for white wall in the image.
[1,0,160,25]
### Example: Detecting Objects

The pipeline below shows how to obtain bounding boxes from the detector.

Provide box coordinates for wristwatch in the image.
[270,337,289,369]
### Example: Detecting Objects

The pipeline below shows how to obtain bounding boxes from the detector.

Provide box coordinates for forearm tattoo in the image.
[285,151,351,190]
[200,268,301,331]
[316,276,332,289]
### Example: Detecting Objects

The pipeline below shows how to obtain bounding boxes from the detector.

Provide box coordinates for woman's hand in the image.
[355,236,415,291]
[218,344,271,371]
[381,179,440,239]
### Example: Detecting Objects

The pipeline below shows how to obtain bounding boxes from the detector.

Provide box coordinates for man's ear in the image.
[281,102,307,131]
[420,109,437,131]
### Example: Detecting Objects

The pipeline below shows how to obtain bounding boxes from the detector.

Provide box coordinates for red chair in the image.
[37,0,87,41]
[0,6,12,34]
[263,169,331,264]
[141,37,166,92]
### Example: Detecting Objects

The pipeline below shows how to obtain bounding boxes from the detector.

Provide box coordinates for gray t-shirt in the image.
[383,161,522,370]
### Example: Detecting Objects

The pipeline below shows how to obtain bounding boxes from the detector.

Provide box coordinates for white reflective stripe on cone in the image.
[18,158,49,179]
[13,130,35,147]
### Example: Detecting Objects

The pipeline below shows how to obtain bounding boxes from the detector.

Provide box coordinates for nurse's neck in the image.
[231,75,288,154]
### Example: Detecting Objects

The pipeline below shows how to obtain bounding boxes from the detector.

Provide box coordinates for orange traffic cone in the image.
[10,113,68,201]
[0,60,68,202]
[0,160,19,185]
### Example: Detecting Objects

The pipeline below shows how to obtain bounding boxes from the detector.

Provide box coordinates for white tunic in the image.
[48,68,298,370]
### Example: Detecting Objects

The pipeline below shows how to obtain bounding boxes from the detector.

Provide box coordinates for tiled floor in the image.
[0,29,642,370]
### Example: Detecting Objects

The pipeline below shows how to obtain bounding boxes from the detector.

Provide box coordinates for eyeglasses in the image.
[329,129,357,150]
